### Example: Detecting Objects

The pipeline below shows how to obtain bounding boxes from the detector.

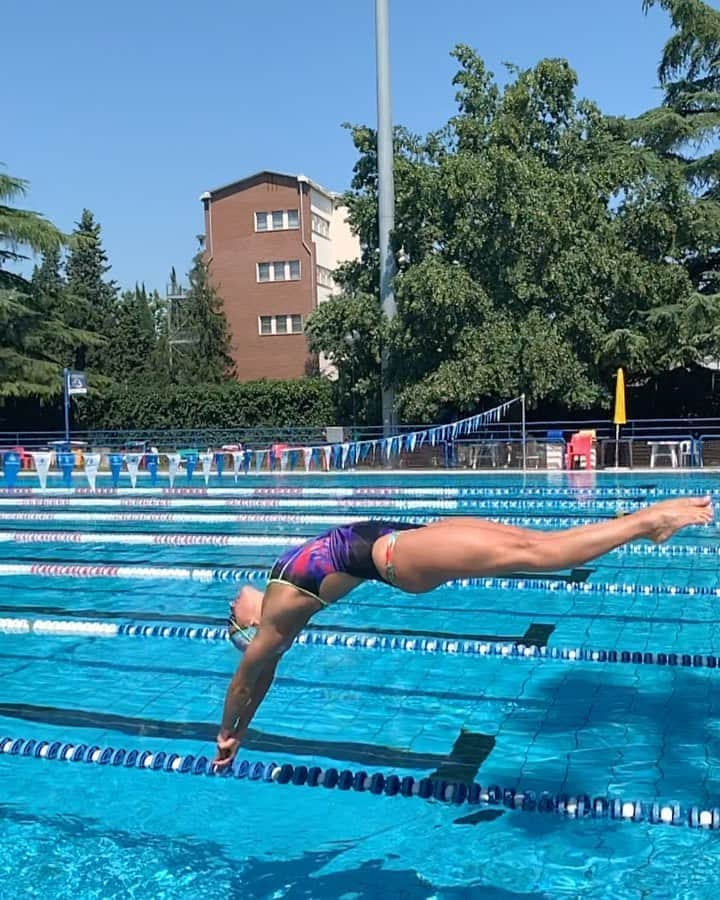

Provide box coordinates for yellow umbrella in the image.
[613,368,626,466]
[614,368,626,425]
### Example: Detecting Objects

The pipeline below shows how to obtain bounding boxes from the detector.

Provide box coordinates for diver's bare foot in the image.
[644,497,713,544]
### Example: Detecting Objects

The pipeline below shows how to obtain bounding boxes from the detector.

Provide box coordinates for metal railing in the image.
[1,416,719,470]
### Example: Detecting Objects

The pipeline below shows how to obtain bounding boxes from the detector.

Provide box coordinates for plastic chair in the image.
[9,446,32,470]
[679,439,703,467]
[525,439,542,469]
[566,433,593,470]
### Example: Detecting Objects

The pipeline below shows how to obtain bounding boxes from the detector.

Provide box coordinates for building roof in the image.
[201,170,341,201]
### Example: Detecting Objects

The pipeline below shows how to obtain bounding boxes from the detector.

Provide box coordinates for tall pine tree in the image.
[103,284,157,383]
[29,246,68,367]
[171,241,235,384]
[628,0,720,368]
[63,209,116,372]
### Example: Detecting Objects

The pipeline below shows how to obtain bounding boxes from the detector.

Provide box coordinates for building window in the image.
[312,213,330,238]
[257,260,301,283]
[255,209,299,232]
[258,314,304,335]
[317,265,333,288]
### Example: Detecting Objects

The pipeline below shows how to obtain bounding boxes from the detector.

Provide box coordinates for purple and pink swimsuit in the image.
[268,520,422,604]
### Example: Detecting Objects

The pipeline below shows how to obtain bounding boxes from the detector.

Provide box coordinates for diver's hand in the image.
[213,731,242,771]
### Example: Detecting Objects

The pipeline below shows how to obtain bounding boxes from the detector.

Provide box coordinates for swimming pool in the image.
[1,470,720,898]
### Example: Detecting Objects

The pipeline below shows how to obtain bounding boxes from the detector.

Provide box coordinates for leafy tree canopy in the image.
[307,2,720,422]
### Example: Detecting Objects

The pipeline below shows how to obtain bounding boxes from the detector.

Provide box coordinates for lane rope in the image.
[1,735,716,829]
[0,529,715,558]
[0,485,716,499]
[0,562,715,596]
[0,497,641,511]
[0,511,610,527]
[2,614,720,672]
[0,495,654,512]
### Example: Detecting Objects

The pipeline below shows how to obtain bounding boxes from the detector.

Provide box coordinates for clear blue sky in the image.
[4,0,697,292]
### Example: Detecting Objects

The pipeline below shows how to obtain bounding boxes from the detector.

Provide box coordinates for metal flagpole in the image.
[521,393,527,471]
[614,422,620,468]
[375,0,397,441]
[63,367,70,448]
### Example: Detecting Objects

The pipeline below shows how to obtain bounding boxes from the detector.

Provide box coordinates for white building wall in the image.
[310,190,361,379]
[329,204,360,268]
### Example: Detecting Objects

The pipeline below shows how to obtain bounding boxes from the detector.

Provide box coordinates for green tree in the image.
[63,208,116,372]
[623,0,720,369]
[102,284,158,383]
[31,244,64,299]
[0,170,77,400]
[311,51,670,420]
[304,287,383,424]
[170,242,235,384]
[147,287,172,384]
[28,245,69,367]
[309,20,720,423]
[0,170,62,288]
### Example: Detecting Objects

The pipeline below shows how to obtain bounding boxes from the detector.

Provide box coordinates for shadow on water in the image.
[0,803,545,899]
[484,664,720,805]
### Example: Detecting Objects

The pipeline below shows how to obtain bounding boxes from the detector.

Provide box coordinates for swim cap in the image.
[227,604,257,652]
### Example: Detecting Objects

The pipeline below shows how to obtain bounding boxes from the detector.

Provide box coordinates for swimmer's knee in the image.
[510,532,545,569]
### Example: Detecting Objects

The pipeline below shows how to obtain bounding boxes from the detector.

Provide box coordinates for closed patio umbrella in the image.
[613,368,626,467]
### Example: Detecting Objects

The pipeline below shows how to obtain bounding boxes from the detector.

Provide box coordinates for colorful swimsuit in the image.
[268,520,422,605]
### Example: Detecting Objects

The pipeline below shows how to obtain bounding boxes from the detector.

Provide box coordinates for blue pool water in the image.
[2,470,720,897]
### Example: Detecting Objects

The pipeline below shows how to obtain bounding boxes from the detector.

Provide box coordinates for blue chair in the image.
[680,438,704,467]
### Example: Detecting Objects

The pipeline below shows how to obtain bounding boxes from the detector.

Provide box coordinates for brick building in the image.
[200,171,360,381]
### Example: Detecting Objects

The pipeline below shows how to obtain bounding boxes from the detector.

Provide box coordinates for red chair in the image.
[11,446,32,470]
[565,434,593,470]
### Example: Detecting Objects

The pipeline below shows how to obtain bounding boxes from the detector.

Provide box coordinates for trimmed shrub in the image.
[77,378,335,430]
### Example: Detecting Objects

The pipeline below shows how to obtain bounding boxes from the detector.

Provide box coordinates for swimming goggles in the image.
[227,604,257,652]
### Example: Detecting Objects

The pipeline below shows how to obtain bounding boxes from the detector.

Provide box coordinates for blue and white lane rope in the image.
[0,529,716,559]
[0,494,656,513]
[2,531,296,548]
[0,562,716,596]
[1,735,717,829]
[0,485,716,499]
[3,614,720,673]
[0,511,615,528]
[0,497,647,516]
[0,496,640,512]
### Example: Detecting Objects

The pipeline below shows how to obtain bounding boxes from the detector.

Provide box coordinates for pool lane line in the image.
[2,531,296,547]
[0,529,714,558]
[0,562,716,596]
[1,735,717,829]
[1,614,719,672]
[0,497,642,512]
[0,606,552,645]
[0,614,551,648]
[0,511,618,529]
[0,511,611,526]
[0,485,715,499]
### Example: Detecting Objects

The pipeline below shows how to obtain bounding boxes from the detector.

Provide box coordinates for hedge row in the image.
[77,378,336,431]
